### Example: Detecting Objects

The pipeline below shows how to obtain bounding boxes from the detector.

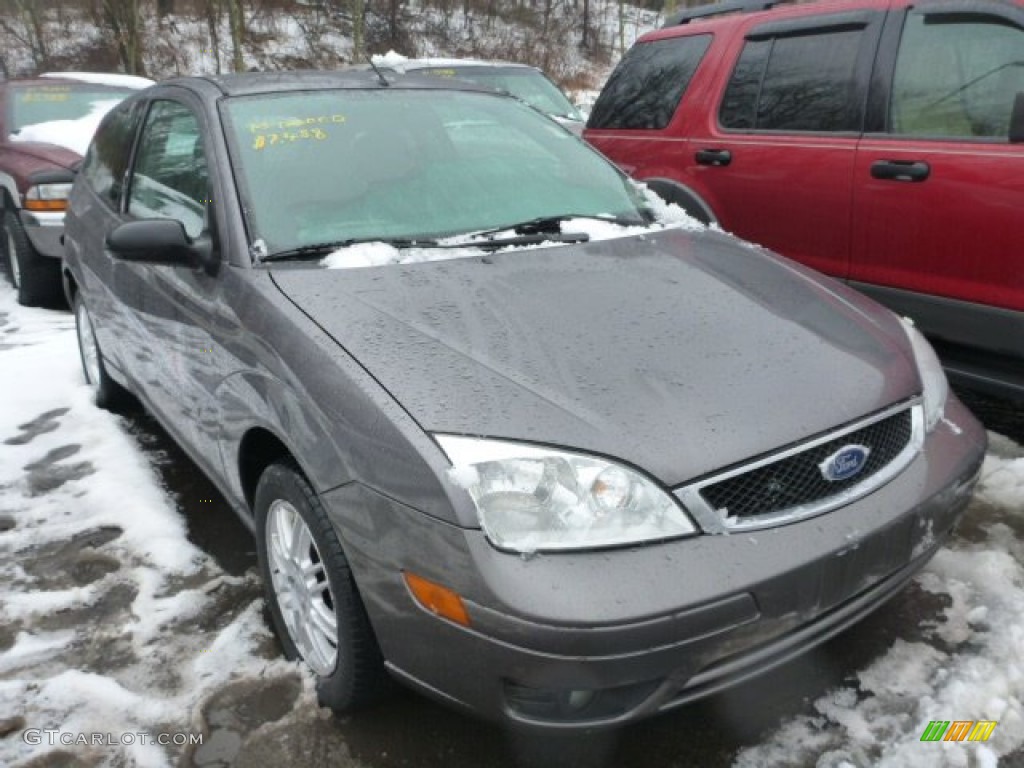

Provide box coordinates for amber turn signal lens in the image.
[24,199,67,212]
[403,572,470,626]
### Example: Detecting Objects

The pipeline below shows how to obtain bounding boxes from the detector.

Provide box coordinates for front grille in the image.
[700,408,914,521]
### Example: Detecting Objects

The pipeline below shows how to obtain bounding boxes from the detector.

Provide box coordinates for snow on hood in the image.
[11,99,121,156]
[41,71,155,90]
[321,185,704,270]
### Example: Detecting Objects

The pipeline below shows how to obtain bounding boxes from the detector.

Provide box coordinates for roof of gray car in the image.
[171,69,499,97]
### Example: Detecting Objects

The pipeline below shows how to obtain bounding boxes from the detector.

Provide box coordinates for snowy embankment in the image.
[0,275,1022,767]
[0,287,310,768]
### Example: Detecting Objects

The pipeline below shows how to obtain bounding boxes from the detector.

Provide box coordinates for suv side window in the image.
[588,35,712,130]
[80,99,144,209]
[721,26,866,132]
[890,12,1024,139]
[128,100,210,238]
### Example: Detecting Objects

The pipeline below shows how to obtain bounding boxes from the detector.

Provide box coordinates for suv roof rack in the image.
[663,0,788,27]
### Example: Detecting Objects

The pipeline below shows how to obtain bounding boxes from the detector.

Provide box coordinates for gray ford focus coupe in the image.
[62,70,986,730]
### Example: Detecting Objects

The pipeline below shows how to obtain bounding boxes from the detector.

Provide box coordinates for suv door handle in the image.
[870,160,930,182]
[695,149,732,167]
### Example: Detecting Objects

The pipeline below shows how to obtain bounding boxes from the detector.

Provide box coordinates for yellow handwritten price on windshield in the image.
[247,114,346,134]
[252,127,328,151]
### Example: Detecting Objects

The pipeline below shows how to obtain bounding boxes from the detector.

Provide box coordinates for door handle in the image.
[695,149,732,167]
[870,160,930,182]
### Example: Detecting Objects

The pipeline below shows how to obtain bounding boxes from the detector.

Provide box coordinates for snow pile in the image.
[0,285,302,767]
[11,99,122,156]
[735,434,1024,768]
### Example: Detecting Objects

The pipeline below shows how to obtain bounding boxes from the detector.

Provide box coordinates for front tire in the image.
[2,208,62,306]
[74,292,127,409]
[255,461,389,712]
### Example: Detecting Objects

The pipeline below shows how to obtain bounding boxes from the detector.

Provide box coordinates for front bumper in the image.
[322,396,986,729]
[18,209,65,260]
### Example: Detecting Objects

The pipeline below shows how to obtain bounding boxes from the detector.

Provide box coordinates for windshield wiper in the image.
[509,213,645,235]
[438,231,591,250]
[260,236,439,263]
[455,213,646,243]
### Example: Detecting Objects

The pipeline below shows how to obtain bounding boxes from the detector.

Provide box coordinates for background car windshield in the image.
[224,89,638,256]
[420,67,582,120]
[9,84,135,133]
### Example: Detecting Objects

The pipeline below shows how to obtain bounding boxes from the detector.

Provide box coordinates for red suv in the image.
[585,0,1024,400]
[1,75,140,305]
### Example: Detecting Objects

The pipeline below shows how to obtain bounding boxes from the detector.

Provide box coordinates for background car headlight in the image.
[437,435,697,553]
[24,182,73,212]
[901,318,949,432]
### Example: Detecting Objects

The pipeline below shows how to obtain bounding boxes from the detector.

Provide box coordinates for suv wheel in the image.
[255,461,390,712]
[1,208,62,307]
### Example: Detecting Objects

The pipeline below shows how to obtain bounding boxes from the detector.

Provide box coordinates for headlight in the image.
[901,318,948,431]
[24,183,72,212]
[437,435,697,553]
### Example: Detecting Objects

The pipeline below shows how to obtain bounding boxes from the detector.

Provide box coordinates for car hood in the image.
[6,141,82,168]
[271,229,920,486]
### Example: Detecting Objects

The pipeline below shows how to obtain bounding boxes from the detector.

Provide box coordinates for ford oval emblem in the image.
[819,444,871,482]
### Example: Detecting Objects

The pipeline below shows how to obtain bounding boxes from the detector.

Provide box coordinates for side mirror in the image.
[1010,93,1024,143]
[106,219,213,269]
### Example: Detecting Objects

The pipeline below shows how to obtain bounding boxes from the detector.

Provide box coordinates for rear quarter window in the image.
[80,100,144,209]
[588,35,712,130]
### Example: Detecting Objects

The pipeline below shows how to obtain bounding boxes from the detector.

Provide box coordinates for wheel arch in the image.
[238,426,307,516]
[641,177,719,225]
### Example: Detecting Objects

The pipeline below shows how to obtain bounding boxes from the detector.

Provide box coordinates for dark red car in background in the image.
[1,74,143,305]
[585,0,1024,401]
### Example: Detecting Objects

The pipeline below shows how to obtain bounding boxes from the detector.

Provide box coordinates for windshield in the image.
[419,67,582,121]
[9,83,136,134]
[223,89,642,257]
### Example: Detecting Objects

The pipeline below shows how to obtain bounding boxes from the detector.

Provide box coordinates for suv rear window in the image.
[720,26,865,132]
[588,35,712,130]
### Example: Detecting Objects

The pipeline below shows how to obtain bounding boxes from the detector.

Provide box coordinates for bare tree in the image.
[224,0,245,71]
[350,0,365,62]
[0,0,50,70]
[102,0,146,75]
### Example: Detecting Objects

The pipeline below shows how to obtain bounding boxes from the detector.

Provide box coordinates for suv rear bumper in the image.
[19,210,65,259]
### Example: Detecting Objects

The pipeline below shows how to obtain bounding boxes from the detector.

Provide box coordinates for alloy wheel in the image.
[266,498,339,676]
[76,300,101,389]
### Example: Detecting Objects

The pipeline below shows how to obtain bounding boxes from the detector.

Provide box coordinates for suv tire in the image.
[2,208,63,307]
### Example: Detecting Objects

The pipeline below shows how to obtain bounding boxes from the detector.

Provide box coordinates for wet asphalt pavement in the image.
[110,386,1024,768]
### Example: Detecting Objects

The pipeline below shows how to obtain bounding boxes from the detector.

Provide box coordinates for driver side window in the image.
[891,12,1024,139]
[128,100,210,238]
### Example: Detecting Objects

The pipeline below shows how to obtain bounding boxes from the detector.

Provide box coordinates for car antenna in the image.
[368,56,390,87]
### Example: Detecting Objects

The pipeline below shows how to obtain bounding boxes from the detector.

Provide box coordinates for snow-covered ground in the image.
[0,286,314,767]
[0,276,1022,767]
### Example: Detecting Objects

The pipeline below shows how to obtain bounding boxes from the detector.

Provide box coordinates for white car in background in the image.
[371,53,586,134]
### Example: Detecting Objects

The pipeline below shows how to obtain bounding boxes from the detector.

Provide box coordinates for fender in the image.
[641,177,718,225]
